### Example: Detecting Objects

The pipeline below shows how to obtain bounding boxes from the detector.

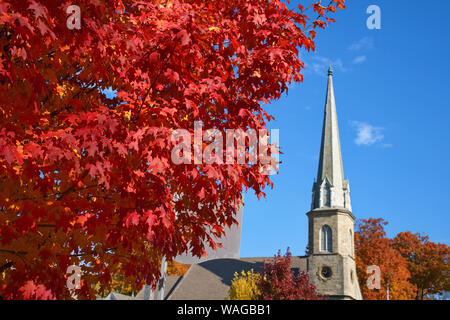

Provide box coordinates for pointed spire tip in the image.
[328,63,333,76]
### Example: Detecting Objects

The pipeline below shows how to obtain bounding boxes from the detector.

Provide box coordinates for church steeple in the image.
[306,67,361,300]
[312,66,351,210]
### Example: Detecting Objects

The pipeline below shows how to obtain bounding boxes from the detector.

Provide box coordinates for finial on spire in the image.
[328,63,333,76]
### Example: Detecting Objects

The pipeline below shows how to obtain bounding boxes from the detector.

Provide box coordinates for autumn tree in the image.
[167,261,190,277]
[107,260,189,296]
[227,269,261,300]
[0,0,345,299]
[258,249,323,300]
[355,218,416,300]
[393,232,449,300]
[109,268,135,296]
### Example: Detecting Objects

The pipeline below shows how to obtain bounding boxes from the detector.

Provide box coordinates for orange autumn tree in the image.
[0,0,346,299]
[107,259,190,296]
[393,232,450,300]
[167,261,190,276]
[354,218,416,300]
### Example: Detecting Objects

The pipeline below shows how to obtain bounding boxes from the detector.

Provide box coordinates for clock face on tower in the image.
[320,266,332,279]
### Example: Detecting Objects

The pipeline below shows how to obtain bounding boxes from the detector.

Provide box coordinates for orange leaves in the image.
[312,19,326,29]
[334,0,346,10]
[313,3,326,15]
[393,232,450,299]
[308,1,344,32]
[355,218,418,300]
[167,260,190,276]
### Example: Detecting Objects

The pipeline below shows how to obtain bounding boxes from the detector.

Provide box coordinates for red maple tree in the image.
[0,0,345,299]
[258,248,324,300]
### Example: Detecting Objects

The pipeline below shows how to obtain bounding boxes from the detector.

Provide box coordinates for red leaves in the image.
[177,30,191,46]
[28,1,48,19]
[164,68,180,83]
[14,215,36,235]
[197,187,206,200]
[0,130,22,165]
[259,249,324,300]
[1,144,22,165]
[148,52,160,65]
[0,0,345,300]
[125,211,140,228]
[19,281,55,300]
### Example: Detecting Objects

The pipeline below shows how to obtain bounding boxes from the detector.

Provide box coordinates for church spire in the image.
[306,67,361,300]
[312,66,351,210]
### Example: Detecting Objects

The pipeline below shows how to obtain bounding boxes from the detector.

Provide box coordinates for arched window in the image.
[321,225,333,253]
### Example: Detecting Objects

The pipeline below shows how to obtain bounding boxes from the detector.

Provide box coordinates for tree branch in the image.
[0,261,13,273]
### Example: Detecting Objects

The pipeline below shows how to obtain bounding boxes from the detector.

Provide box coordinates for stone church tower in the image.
[306,65,362,300]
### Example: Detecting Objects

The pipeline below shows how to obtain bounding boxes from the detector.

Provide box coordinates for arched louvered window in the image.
[321,225,333,253]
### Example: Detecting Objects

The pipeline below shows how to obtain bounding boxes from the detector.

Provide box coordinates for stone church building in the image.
[104,66,363,300]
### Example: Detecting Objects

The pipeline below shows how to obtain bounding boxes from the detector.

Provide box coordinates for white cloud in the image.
[351,121,385,146]
[333,58,348,72]
[353,55,366,64]
[302,55,348,76]
[348,37,374,51]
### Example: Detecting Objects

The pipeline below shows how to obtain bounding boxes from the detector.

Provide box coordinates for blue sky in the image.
[240,0,450,257]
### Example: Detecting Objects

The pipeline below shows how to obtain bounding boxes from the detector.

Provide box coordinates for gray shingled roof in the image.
[175,205,244,265]
[103,292,135,300]
[167,256,308,300]
[133,276,183,300]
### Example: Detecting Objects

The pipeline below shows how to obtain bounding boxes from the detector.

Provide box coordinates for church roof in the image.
[103,292,135,300]
[167,256,308,300]
[175,204,244,264]
[316,65,345,187]
[133,276,183,300]
[101,276,183,300]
